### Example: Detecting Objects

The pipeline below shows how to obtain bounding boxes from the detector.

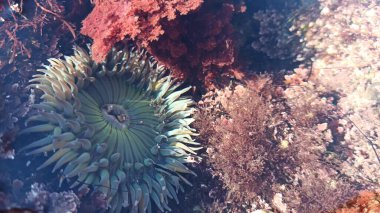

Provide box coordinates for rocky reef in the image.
[1,0,380,212]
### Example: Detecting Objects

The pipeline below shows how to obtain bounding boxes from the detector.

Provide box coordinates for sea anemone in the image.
[20,45,201,212]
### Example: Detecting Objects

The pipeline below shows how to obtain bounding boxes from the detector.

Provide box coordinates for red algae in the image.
[81,0,203,62]
[147,1,236,81]
[80,0,239,85]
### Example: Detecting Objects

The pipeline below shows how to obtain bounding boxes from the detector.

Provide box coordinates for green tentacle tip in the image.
[21,45,201,212]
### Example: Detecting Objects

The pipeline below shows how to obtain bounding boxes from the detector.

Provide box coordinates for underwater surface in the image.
[1,0,380,212]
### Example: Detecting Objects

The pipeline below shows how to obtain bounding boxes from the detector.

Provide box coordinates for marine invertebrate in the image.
[20,45,200,212]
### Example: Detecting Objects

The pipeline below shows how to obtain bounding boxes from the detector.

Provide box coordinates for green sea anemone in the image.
[20,46,201,212]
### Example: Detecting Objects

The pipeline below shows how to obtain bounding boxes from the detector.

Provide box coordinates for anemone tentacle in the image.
[21,45,200,213]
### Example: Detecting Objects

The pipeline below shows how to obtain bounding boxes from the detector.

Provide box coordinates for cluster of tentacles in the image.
[20,46,201,212]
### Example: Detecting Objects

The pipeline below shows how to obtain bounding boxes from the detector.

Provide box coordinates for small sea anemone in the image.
[20,45,201,212]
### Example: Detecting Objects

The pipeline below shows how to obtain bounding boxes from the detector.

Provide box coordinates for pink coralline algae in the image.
[81,0,203,62]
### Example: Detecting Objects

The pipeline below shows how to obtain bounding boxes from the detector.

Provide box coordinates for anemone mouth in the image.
[20,46,201,213]
[78,76,159,162]
[101,104,130,129]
